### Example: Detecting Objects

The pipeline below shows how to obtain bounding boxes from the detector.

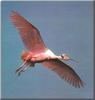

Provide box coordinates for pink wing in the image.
[42,59,84,88]
[10,11,46,52]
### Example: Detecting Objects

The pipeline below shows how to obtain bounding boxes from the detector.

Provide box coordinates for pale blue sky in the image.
[1,1,93,99]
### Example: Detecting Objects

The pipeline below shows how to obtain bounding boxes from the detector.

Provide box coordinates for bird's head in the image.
[21,51,30,61]
[61,54,78,63]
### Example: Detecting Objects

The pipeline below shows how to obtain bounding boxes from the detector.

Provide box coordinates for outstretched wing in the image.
[10,11,46,52]
[42,59,84,88]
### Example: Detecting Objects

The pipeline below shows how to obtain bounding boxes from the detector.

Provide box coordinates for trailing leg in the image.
[15,61,35,76]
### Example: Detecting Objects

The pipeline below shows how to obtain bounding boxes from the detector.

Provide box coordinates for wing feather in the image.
[42,59,84,88]
[10,11,46,52]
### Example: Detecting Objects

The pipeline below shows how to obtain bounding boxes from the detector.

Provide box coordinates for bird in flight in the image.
[10,11,84,88]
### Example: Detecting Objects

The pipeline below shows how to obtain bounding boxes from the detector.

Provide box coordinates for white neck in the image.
[56,56,63,60]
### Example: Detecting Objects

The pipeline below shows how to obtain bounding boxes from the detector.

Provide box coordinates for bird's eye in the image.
[61,55,64,58]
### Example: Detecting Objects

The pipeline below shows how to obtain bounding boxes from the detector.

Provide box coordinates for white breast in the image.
[45,49,56,57]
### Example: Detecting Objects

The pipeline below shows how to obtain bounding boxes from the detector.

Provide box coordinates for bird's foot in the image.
[15,61,28,76]
[15,67,24,76]
[15,61,35,76]
[16,66,29,76]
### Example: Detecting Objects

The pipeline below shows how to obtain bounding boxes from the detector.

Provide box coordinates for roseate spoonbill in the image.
[10,11,84,88]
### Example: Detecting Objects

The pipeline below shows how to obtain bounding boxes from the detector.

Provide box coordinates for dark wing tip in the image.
[11,10,16,13]
[10,10,19,21]
[10,10,22,19]
[10,10,17,16]
[71,77,85,88]
[11,10,19,15]
[79,80,86,88]
[61,74,85,88]
[10,10,21,19]
[73,80,85,88]
[62,76,85,88]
